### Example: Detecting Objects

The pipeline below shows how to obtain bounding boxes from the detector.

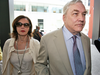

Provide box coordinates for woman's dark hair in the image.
[10,15,33,40]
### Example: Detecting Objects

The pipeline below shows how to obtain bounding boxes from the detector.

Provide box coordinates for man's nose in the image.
[78,14,85,22]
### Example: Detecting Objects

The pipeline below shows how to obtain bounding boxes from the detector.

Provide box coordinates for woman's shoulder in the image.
[30,37,40,55]
[4,38,11,45]
[3,38,15,49]
[30,37,40,45]
[4,38,14,44]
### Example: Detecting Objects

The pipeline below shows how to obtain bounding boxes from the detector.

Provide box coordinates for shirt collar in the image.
[63,25,81,40]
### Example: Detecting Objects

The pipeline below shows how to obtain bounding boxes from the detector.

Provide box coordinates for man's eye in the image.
[73,13,78,15]
[83,13,86,16]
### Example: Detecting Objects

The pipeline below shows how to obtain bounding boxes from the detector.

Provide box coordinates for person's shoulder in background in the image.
[94,38,100,53]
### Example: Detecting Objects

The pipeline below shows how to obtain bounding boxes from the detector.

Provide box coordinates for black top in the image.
[33,32,43,42]
[94,38,100,53]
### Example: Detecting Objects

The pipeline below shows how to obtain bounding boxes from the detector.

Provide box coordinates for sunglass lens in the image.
[16,22,30,27]
[16,22,22,27]
[24,23,30,27]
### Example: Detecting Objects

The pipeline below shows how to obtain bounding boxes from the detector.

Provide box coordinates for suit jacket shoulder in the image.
[42,28,63,41]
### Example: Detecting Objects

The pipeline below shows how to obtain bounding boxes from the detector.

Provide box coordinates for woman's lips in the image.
[21,30,25,32]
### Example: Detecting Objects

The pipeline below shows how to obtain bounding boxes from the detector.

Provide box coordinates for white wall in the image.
[13,0,90,35]
[14,11,63,34]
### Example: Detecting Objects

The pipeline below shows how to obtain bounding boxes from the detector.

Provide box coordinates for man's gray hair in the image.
[63,0,83,15]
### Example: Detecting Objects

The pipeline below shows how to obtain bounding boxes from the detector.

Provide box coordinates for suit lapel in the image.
[53,28,73,75]
[81,33,90,70]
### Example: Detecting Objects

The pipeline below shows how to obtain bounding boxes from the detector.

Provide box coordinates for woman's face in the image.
[16,18,30,36]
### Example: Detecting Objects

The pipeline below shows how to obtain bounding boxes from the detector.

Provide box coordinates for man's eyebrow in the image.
[72,9,87,14]
[84,11,87,14]
[72,9,79,12]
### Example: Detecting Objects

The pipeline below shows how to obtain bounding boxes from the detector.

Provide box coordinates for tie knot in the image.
[72,36,77,42]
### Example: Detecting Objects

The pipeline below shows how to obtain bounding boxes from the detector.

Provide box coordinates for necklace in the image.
[16,37,28,74]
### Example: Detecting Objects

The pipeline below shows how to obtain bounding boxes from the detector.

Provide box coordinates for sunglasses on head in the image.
[15,22,30,27]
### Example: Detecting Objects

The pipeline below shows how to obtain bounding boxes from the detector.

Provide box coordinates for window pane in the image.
[14,5,26,11]
[38,23,43,29]
[31,5,62,13]
[38,19,43,22]
[32,6,48,12]
[38,19,44,29]
[88,0,90,6]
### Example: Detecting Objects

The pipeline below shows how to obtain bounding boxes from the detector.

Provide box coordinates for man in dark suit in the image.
[35,0,91,75]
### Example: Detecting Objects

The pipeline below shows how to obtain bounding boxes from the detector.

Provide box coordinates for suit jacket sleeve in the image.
[34,36,49,75]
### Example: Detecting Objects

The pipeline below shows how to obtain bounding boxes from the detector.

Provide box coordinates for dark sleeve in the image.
[40,32,43,36]
[94,39,100,52]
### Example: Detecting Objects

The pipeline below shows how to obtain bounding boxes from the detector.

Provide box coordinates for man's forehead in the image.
[68,3,86,13]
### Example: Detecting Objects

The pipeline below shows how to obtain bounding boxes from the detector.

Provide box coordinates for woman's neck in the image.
[17,35,28,43]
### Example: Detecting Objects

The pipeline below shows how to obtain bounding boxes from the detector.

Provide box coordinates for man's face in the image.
[63,2,87,35]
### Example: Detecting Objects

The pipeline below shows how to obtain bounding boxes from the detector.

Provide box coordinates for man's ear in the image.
[63,15,66,22]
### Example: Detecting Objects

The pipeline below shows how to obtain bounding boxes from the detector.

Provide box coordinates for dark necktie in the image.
[72,36,84,75]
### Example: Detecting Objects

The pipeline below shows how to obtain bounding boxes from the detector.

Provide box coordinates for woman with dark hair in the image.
[2,15,40,75]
